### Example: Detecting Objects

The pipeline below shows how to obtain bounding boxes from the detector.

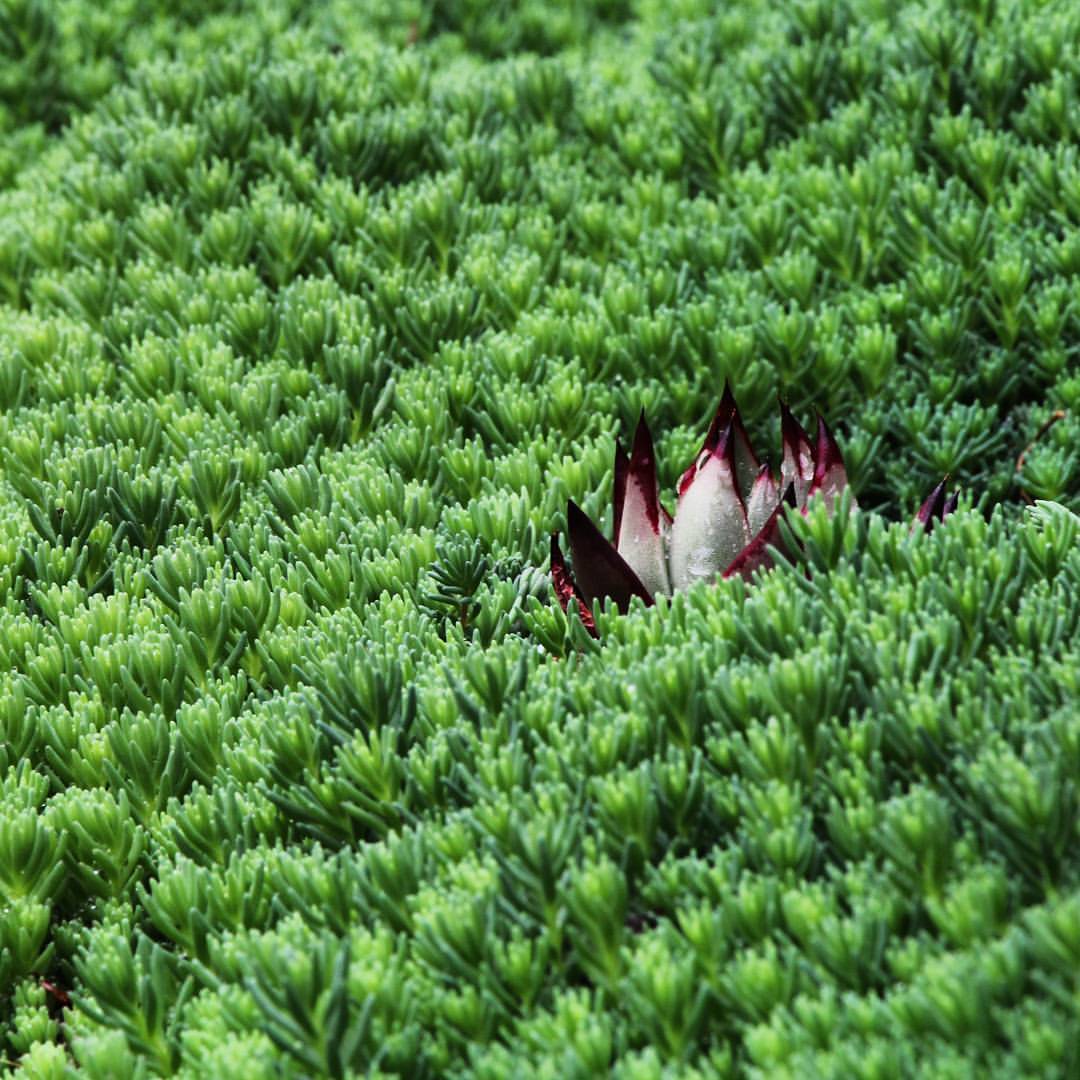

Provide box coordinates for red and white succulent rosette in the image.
[552,385,955,633]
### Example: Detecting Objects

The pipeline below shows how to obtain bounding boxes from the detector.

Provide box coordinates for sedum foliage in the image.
[0,0,1078,1075]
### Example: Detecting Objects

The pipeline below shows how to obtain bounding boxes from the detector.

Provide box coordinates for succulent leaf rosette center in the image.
[552,384,956,633]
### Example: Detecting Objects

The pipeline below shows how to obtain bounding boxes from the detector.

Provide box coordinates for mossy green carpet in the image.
[1,0,1078,1075]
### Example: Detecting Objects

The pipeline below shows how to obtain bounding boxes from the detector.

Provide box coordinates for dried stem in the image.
[1015,410,1066,503]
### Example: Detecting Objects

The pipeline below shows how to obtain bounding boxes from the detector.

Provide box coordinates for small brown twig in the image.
[41,978,71,1008]
[1015,409,1066,503]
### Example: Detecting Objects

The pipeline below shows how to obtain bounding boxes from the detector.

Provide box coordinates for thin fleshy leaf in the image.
[745,462,779,536]
[807,414,855,509]
[669,426,750,591]
[780,402,814,506]
[614,412,670,597]
[567,500,654,611]
[942,492,959,518]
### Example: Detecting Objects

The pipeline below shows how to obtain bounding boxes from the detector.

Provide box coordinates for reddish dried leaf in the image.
[550,533,597,635]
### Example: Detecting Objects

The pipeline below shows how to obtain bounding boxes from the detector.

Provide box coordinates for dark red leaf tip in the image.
[630,410,656,469]
[719,378,737,414]
[913,476,959,533]
[702,382,738,453]
[914,477,948,529]
[628,411,661,532]
[812,413,846,487]
[780,399,811,452]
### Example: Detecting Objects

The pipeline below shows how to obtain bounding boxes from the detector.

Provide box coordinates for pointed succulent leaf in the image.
[669,427,750,591]
[912,478,957,533]
[567,500,654,611]
[780,402,814,506]
[613,412,671,597]
[702,381,760,497]
[913,477,947,532]
[550,534,597,635]
[807,414,855,509]
[745,462,779,536]
[723,486,792,580]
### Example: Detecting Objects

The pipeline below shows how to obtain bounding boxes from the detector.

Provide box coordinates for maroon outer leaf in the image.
[550,533,597,635]
[567,500,654,611]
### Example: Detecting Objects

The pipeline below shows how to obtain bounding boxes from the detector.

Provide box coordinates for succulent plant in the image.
[552,385,955,630]
[912,476,960,533]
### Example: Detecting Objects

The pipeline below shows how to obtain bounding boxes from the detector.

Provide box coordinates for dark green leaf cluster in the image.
[0,0,1079,1076]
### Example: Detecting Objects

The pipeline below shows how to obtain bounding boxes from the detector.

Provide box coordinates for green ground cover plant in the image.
[0,0,1078,1075]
